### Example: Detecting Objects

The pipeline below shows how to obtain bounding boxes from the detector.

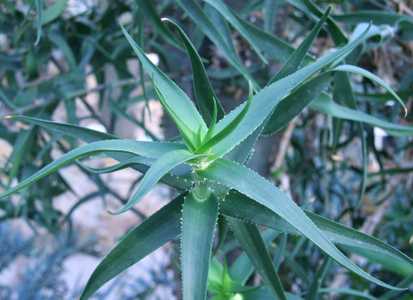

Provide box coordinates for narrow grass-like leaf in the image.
[136,0,182,50]
[269,7,330,84]
[6,115,115,142]
[176,0,257,86]
[0,140,185,199]
[198,93,252,153]
[333,11,413,26]
[227,218,287,300]
[200,159,402,289]
[318,288,376,300]
[162,18,224,125]
[79,156,153,174]
[203,0,268,64]
[35,0,43,45]
[153,85,198,151]
[48,31,77,69]
[114,149,200,214]
[332,64,408,115]
[380,275,413,300]
[7,128,35,184]
[121,25,207,136]
[221,191,413,277]
[287,0,347,45]
[6,116,193,190]
[204,3,236,53]
[182,192,219,300]
[80,195,184,300]
[310,94,413,136]
[263,73,331,135]
[210,26,372,158]
[229,230,280,285]
[41,0,67,25]
[205,1,299,63]
[263,0,279,33]
[307,258,331,300]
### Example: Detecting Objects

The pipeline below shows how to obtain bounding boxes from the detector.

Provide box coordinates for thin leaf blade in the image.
[80,195,184,300]
[182,192,219,300]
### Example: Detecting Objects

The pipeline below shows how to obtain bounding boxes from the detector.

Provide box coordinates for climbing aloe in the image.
[2,10,412,300]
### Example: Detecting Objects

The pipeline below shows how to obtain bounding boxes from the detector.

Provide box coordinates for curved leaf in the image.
[332,64,408,115]
[80,195,184,300]
[210,26,372,158]
[175,0,257,87]
[6,115,115,142]
[0,139,185,199]
[310,94,413,136]
[136,0,182,50]
[200,159,402,290]
[41,0,67,25]
[227,218,287,300]
[162,18,224,125]
[203,0,268,64]
[286,0,347,45]
[269,7,330,84]
[79,156,153,174]
[221,191,413,277]
[114,149,200,214]
[121,25,207,137]
[263,73,331,135]
[7,115,193,190]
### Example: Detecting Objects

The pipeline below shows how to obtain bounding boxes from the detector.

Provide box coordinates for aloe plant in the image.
[2,11,413,300]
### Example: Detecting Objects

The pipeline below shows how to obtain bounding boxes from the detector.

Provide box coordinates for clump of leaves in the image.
[2,9,413,300]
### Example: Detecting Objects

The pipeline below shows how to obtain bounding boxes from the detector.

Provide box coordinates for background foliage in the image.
[1,0,413,299]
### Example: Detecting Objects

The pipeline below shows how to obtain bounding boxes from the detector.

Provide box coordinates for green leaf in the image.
[136,0,182,50]
[7,128,36,184]
[175,0,257,87]
[41,0,68,25]
[114,149,200,214]
[121,25,207,138]
[380,274,413,300]
[263,0,280,33]
[227,218,287,300]
[263,73,331,135]
[287,0,347,45]
[198,93,252,153]
[153,85,198,151]
[48,31,76,69]
[35,0,43,45]
[80,194,184,300]
[79,156,152,174]
[269,6,330,84]
[307,258,331,300]
[318,288,377,300]
[210,26,372,158]
[221,191,413,277]
[229,229,279,285]
[332,64,408,116]
[205,1,300,64]
[0,139,185,199]
[200,159,402,289]
[333,11,413,27]
[6,115,115,142]
[203,0,268,64]
[6,116,193,190]
[182,192,219,300]
[162,18,224,125]
[310,94,413,136]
